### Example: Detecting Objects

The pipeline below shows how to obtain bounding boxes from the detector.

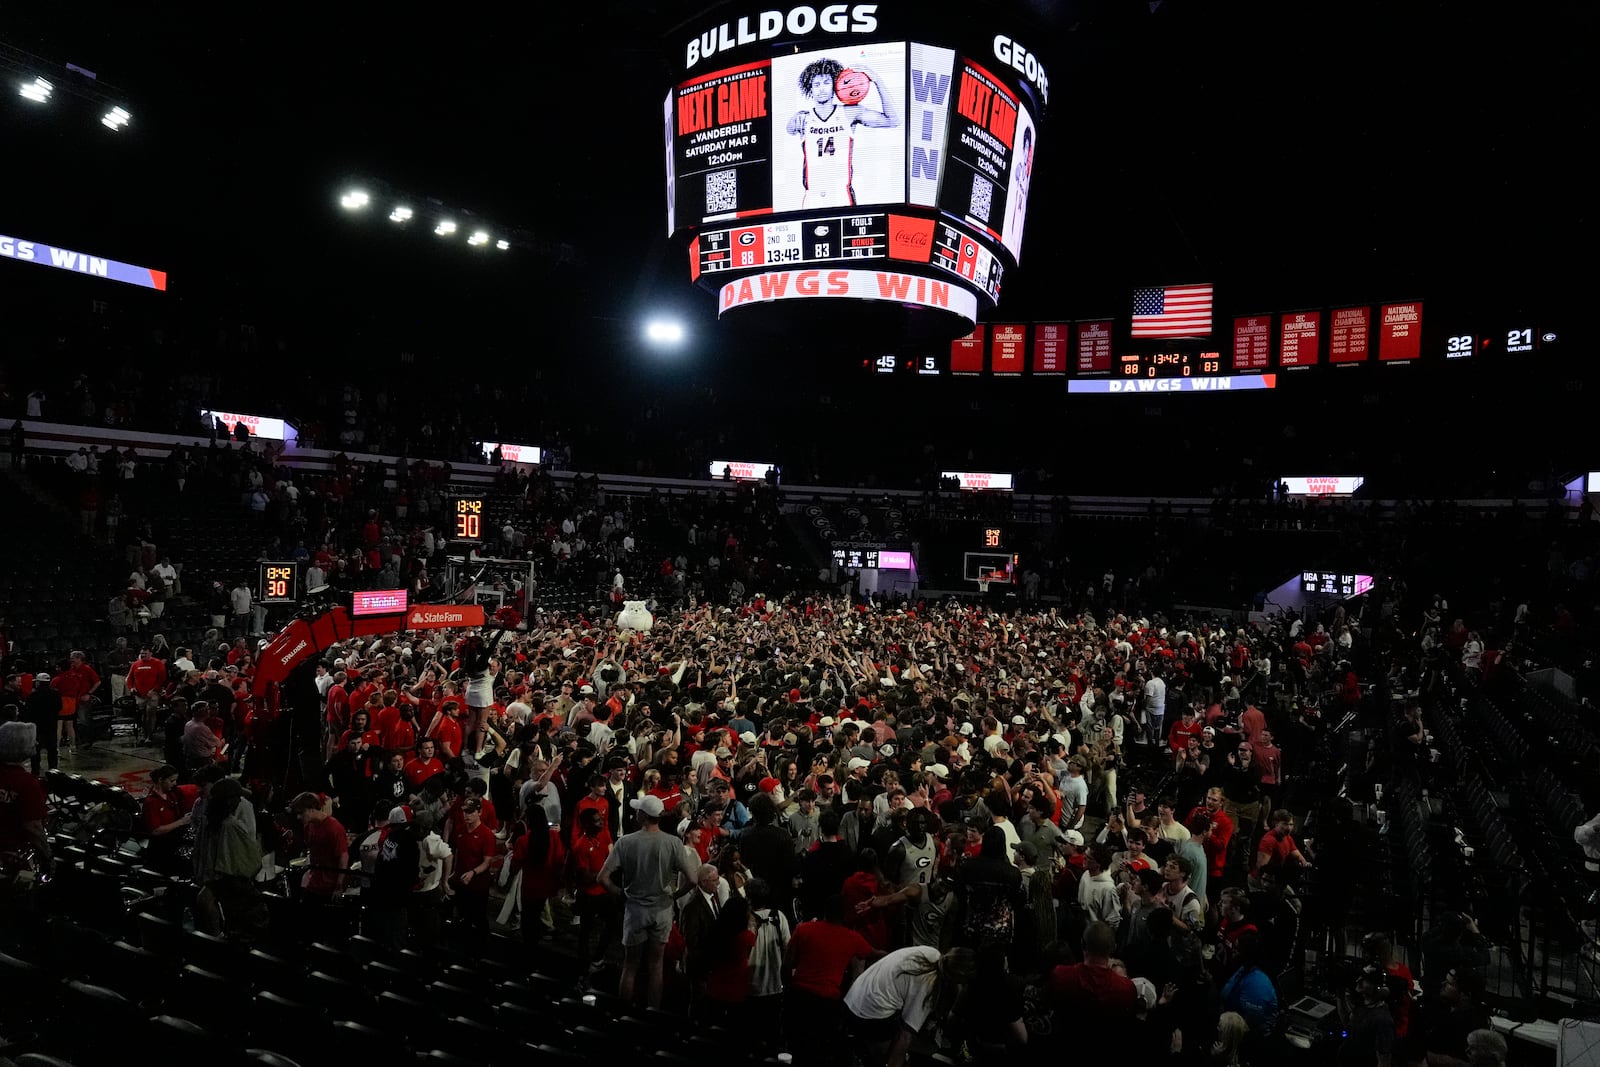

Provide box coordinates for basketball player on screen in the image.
[783,57,898,207]
[1008,124,1033,239]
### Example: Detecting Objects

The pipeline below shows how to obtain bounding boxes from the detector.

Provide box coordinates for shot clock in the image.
[258,561,300,604]
[454,498,485,542]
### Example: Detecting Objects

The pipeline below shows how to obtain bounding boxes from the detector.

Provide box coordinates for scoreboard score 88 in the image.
[454,499,484,542]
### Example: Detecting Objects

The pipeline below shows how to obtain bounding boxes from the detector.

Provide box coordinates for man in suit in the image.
[679,862,729,1003]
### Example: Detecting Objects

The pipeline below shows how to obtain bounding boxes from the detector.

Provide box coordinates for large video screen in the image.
[667,12,1047,323]
[771,43,907,213]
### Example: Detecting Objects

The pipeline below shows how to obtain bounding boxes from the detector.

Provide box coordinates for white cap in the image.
[959,722,975,736]
[579,684,595,695]
[819,716,835,727]
[739,731,758,743]
[1011,715,1028,726]
[629,795,665,818]
[928,764,950,779]
[847,757,871,771]
[1061,828,1085,846]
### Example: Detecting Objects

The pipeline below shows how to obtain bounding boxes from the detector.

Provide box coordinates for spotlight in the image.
[340,189,370,210]
[19,77,52,103]
[100,106,131,131]
[468,231,489,247]
[644,319,686,345]
[389,206,413,223]
[434,220,457,236]
[496,239,510,251]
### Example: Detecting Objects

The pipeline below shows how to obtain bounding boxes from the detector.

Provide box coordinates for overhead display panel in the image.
[667,8,1049,328]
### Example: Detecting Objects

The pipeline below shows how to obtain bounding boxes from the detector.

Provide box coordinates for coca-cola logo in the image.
[893,228,929,247]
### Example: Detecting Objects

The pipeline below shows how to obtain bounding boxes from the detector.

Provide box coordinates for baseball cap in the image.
[579,684,595,695]
[387,805,412,825]
[959,722,975,736]
[928,764,950,779]
[1011,715,1028,726]
[847,757,871,771]
[758,776,780,794]
[1202,726,1216,737]
[34,672,50,682]
[629,795,665,818]
[739,731,758,744]
[1061,828,1085,846]
[878,743,895,758]
[789,688,802,703]
[1131,977,1158,1012]
[819,716,835,727]
[714,747,733,759]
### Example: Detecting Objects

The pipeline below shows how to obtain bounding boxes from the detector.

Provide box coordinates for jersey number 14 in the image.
[815,135,836,156]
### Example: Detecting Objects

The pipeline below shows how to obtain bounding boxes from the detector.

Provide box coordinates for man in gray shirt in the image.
[599,794,698,1007]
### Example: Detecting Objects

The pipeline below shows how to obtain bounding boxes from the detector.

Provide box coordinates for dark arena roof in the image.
[0,3,1597,1063]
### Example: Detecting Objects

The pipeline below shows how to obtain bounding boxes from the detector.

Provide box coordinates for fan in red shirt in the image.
[291,792,348,898]
[511,806,566,944]
[426,700,464,760]
[1187,787,1235,879]
[1048,921,1137,1030]
[0,723,50,865]
[126,649,168,742]
[1251,809,1309,887]
[448,798,499,943]
[140,764,191,871]
[567,807,615,972]
[403,738,445,790]
[1167,705,1204,756]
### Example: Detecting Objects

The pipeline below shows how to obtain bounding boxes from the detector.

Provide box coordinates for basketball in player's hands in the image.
[834,69,871,105]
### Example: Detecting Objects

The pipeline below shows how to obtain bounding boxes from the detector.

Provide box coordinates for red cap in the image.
[758,776,780,794]
[789,688,801,703]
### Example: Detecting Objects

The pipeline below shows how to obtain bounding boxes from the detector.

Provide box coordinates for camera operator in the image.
[1337,964,1396,1067]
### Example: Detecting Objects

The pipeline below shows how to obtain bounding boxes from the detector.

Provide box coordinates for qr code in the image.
[969,174,994,224]
[706,169,738,213]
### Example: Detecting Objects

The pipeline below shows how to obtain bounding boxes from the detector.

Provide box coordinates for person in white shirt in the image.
[1057,758,1089,830]
[1076,845,1122,933]
[1143,671,1167,747]
[843,946,977,1067]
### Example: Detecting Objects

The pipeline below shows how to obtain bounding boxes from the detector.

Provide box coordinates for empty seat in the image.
[138,911,185,959]
[148,1014,235,1061]
[249,991,331,1062]
[428,979,492,1022]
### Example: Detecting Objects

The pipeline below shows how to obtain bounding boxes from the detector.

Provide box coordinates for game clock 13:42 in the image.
[454,499,484,541]
[1117,351,1223,378]
[258,561,300,604]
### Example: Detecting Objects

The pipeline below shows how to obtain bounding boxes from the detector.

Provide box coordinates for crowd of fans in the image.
[2,570,1542,1067]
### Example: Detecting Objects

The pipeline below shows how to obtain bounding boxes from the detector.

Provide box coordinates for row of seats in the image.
[0,911,785,1067]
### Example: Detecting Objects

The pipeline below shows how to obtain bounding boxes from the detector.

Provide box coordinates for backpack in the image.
[748,907,790,997]
[371,827,422,900]
[962,882,1015,949]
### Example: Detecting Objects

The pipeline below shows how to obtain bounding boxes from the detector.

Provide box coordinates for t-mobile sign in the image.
[352,589,408,617]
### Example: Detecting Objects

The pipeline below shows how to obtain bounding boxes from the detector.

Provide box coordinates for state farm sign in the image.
[407,605,486,630]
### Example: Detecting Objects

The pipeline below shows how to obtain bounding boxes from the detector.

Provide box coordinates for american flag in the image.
[1131,284,1214,338]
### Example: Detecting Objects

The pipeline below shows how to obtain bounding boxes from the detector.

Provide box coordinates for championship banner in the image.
[407,605,486,630]
[717,267,978,320]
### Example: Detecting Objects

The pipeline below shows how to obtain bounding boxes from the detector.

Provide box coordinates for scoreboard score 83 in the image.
[258,561,300,604]
[454,498,484,542]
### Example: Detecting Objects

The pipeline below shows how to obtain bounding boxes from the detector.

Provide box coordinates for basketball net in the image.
[977,572,995,597]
